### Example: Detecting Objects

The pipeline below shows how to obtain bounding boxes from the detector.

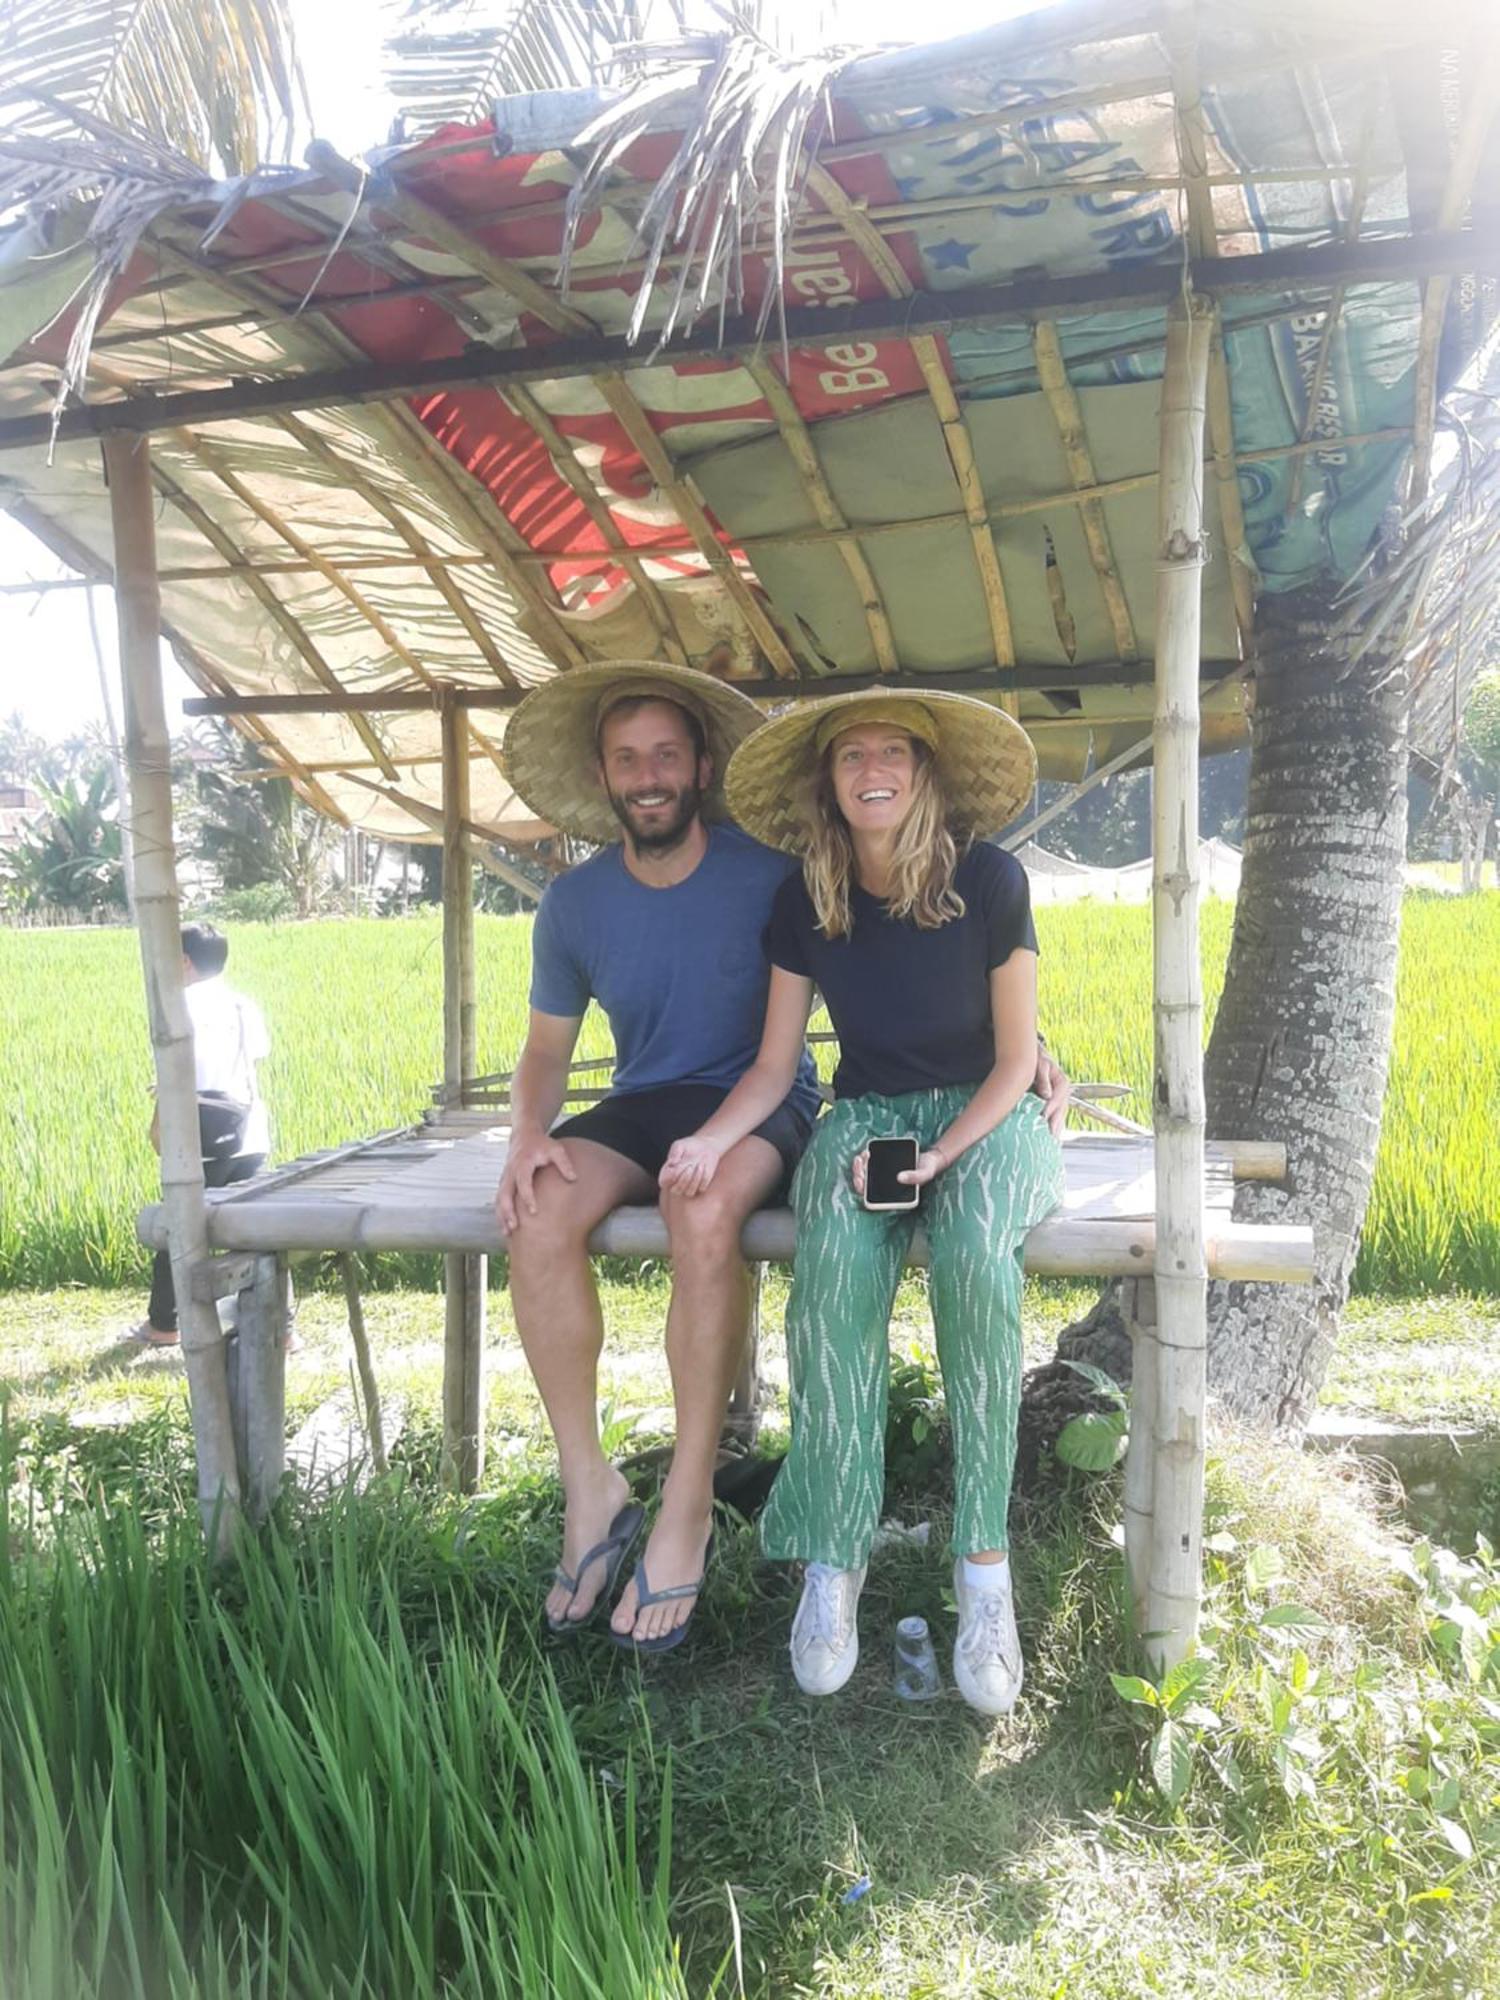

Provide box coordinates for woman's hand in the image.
[851,1147,947,1199]
[659,1134,726,1198]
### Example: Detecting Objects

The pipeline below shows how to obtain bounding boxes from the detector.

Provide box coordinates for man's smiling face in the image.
[597,698,711,854]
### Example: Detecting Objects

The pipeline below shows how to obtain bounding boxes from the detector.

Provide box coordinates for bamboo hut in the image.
[2,0,1495,1663]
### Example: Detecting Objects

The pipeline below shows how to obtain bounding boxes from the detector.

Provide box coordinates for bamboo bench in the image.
[138,1058,1314,1518]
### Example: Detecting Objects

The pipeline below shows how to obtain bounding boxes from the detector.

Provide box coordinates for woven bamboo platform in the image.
[139,1123,1313,1283]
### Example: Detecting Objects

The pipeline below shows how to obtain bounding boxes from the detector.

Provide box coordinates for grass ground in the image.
[1,1282,1496,1996]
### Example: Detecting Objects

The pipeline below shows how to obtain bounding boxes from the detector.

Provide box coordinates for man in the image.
[499,663,1068,1652]
[124,921,270,1347]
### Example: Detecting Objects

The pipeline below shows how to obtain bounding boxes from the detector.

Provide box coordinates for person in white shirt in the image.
[125,922,271,1347]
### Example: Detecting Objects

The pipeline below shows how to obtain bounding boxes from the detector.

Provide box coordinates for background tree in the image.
[189,726,336,919]
[1,764,126,918]
[0,713,50,788]
[1454,668,1500,889]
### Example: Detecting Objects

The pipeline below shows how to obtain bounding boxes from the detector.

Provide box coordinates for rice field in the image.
[1,893,1495,1293]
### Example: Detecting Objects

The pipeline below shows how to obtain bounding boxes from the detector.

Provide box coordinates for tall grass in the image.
[0,1470,693,1999]
[2,896,1495,1292]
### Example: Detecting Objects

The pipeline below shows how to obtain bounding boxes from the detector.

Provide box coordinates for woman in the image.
[659,692,1064,1716]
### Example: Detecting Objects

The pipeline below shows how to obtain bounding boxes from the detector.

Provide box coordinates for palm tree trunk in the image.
[1200,583,1408,1424]
[1023,581,1409,1448]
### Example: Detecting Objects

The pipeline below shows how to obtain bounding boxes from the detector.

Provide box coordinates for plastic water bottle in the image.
[893,1615,941,1702]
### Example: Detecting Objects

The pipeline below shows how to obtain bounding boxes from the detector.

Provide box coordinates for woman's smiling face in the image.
[827,723,917,835]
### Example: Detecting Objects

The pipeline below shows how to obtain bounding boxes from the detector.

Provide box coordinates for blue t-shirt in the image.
[764,842,1038,1100]
[530,821,821,1117]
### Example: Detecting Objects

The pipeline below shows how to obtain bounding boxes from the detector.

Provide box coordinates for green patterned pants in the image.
[762,1087,1065,1569]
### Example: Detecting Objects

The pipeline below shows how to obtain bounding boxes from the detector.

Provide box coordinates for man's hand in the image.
[496,1130,577,1233]
[659,1134,725,1198]
[1033,1046,1071,1139]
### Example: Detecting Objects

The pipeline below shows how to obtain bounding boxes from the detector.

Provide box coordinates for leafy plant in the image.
[884,1349,947,1499]
[0,766,126,917]
[1053,1358,1130,1472]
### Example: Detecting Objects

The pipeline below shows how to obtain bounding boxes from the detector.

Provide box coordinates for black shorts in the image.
[553,1082,815,1199]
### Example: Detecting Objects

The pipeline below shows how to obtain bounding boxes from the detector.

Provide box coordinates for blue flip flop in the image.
[609,1528,714,1656]
[545,1500,645,1636]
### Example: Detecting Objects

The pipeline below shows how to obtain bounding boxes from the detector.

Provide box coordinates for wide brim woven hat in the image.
[725,686,1037,855]
[502,661,767,845]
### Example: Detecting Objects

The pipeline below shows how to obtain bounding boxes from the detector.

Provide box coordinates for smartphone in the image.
[864,1136,920,1211]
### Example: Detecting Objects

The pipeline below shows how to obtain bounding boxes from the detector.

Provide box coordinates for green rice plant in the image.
[0,1470,697,1999]
[1,894,1495,1293]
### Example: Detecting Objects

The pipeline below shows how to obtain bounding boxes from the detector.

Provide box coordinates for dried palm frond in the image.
[1339,373,1500,750]
[0,0,309,435]
[380,0,655,141]
[561,25,855,351]
[0,0,308,174]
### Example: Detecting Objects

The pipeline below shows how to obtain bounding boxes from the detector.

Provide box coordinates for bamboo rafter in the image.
[11,231,1498,455]
[592,369,802,676]
[805,163,1017,691]
[147,217,590,677]
[83,156,1413,376]
[744,354,899,673]
[143,455,401,784]
[2,493,351,825]
[501,381,687,662]
[172,183,683,663]
[299,148,801,678]
[1032,321,1138,661]
[272,409,521,691]
[1166,0,1256,650]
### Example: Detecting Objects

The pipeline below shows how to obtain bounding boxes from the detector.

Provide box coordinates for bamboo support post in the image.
[441,697,486,1492]
[1143,298,1213,1672]
[723,1264,765,1447]
[1121,1277,1157,1623]
[229,1254,289,1523]
[339,1254,389,1477]
[104,432,242,1553]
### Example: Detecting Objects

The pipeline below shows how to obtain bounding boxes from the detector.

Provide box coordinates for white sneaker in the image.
[790,1562,867,1696]
[952,1557,1024,1717]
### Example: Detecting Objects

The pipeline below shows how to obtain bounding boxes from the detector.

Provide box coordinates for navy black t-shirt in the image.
[763,843,1038,1100]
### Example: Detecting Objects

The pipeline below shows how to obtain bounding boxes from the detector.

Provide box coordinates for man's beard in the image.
[606,779,703,855]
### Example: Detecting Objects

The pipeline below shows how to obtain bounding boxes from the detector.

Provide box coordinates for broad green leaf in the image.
[1150,1719,1194,1807]
[1261,1603,1329,1634]
[1243,1545,1286,1594]
[1058,1359,1129,1408]
[1109,1673,1159,1707]
[1160,1655,1211,1711]
[1055,1409,1127,1472]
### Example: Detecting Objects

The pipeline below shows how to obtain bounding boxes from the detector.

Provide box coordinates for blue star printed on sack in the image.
[925,236,979,271]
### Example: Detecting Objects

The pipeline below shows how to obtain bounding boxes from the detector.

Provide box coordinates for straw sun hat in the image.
[502,661,766,845]
[724,687,1037,856]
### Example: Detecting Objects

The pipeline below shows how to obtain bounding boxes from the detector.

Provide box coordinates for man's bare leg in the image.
[612,1134,784,1644]
[508,1137,653,1625]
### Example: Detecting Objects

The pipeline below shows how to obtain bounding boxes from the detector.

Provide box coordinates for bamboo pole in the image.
[104,432,242,1553]
[339,1255,389,1478]
[1121,1278,1157,1624]
[441,697,485,1492]
[1144,298,1214,1672]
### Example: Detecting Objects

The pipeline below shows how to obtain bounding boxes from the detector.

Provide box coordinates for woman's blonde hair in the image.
[802,733,968,939]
